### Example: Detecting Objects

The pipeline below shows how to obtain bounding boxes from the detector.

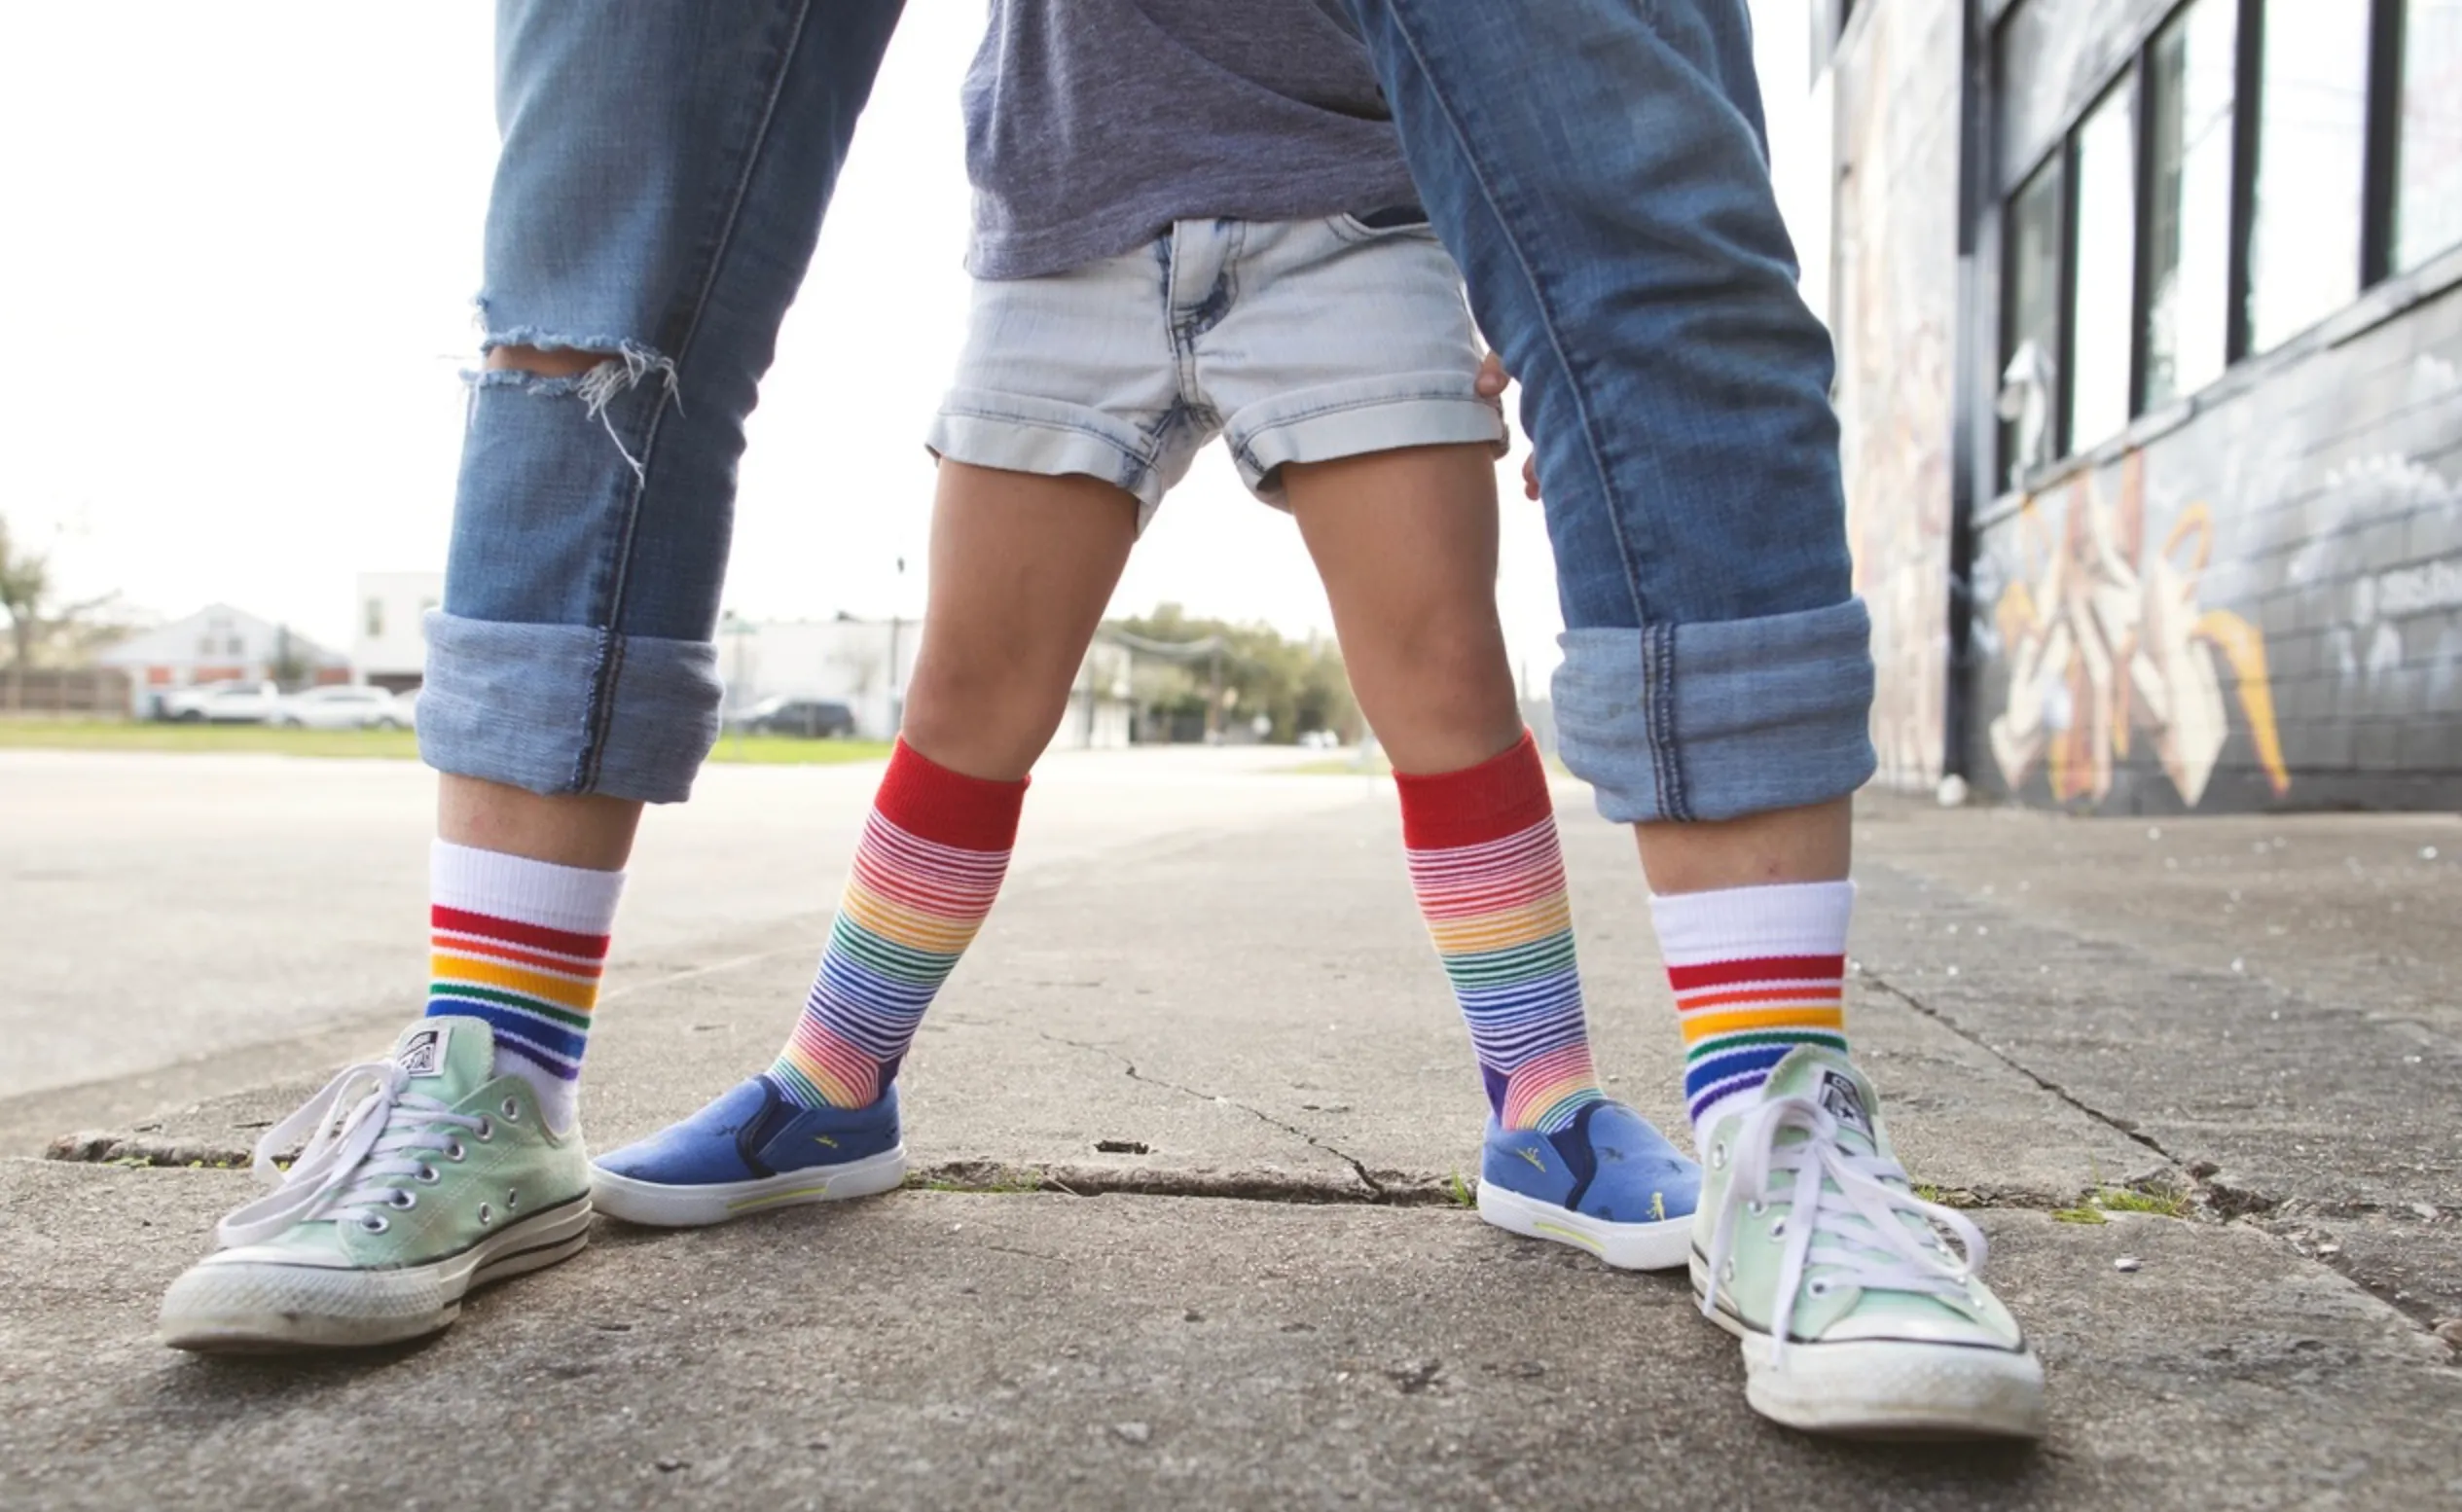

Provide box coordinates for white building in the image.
[354,572,444,693]
[96,604,348,715]
[720,615,1132,748]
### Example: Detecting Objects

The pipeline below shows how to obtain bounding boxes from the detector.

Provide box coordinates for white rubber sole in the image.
[1691,1258,2048,1439]
[590,1144,908,1228]
[1476,1181,1693,1271]
[159,1195,593,1352]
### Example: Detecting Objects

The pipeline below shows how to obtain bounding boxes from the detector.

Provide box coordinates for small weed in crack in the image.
[2053,1184,2193,1224]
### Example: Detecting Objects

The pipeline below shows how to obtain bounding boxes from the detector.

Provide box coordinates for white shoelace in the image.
[1699,1091,1989,1364]
[213,1060,491,1249]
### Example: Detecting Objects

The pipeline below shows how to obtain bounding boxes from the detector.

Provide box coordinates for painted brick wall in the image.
[1831,0,1963,793]
[1966,285,2462,812]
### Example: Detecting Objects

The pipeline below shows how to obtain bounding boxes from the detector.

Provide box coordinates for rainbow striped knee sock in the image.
[1649,880,1855,1149]
[1396,733,1604,1134]
[424,841,625,1134]
[771,739,1026,1111]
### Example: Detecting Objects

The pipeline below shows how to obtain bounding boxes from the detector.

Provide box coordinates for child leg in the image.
[1285,442,1591,1126]
[1283,444,1696,1269]
[765,461,1140,1110]
[593,461,1139,1225]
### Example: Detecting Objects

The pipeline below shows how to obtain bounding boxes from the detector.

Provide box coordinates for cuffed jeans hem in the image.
[1552,598,1877,825]
[928,393,1163,527]
[417,610,723,804]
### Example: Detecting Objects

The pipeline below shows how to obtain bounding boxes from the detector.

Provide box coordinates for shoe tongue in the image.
[1762,1046,1884,1158]
[387,1017,497,1100]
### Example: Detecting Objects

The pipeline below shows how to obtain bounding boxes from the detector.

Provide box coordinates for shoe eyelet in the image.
[1720,1259,1736,1282]
[1807,1278,1833,1298]
[505,1187,519,1210]
[1767,1218,1788,1241]
[1745,1200,1767,1217]
[500,1098,521,1121]
[474,1117,493,1142]
[477,1203,493,1226]
[444,1139,467,1162]
[416,1164,441,1185]
[361,1215,389,1234]
[387,1189,417,1210]
[1709,1142,1728,1170]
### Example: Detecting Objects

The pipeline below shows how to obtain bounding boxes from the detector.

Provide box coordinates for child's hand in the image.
[1474,352,1541,501]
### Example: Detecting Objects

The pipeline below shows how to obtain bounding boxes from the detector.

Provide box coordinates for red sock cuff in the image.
[1394,732,1551,850]
[874,738,1030,851]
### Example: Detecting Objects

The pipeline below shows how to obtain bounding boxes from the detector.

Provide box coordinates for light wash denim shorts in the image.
[423,1,1874,821]
[927,213,1506,530]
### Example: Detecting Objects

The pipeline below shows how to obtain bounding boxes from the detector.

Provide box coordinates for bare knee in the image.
[485,343,613,378]
[1344,619,1523,774]
[901,656,1077,781]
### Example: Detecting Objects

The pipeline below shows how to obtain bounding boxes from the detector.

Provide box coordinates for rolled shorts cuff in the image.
[1226,377,1507,504]
[928,389,1166,528]
[417,610,723,804]
[1551,598,1877,824]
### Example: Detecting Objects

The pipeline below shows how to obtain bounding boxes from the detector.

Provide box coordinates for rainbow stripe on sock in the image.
[770,742,1022,1111]
[1400,736,1603,1134]
[1670,954,1849,1125]
[426,905,610,1081]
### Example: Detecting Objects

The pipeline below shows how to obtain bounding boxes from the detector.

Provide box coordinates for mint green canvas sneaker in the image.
[159,1017,592,1351]
[1689,1046,2046,1438]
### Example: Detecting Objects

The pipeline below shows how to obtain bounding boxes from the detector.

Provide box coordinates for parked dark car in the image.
[736,696,857,738]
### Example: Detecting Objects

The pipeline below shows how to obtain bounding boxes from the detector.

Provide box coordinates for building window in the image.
[364,598,384,639]
[2069,79,2138,450]
[2143,0,2237,408]
[2246,2,2372,352]
[2397,0,2462,270]
[2001,159,2065,483]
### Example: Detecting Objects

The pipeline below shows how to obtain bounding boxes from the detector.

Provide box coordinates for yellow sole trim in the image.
[1532,1218,1605,1255]
[726,1184,833,1213]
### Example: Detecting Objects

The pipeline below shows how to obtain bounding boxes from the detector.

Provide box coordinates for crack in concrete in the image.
[1860,968,2183,1167]
[1032,1030,1396,1201]
[1858,876,2457,1348]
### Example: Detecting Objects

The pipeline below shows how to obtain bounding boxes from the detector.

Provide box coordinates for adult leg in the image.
[1285,444,1694,1272]
[1345,0,2043,1439]
[160,0,907,1353]
[592,462,1140,1226]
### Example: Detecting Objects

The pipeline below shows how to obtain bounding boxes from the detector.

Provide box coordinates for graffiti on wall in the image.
[1972,338,2462,811]
[1988,454,2287,806]
[1833,0,1963,792]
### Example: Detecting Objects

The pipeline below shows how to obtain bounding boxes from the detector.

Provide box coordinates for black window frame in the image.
[1993,0,2431,488]
[1999,154,2067,478]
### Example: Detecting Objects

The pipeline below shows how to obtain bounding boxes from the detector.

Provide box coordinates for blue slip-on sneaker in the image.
[591,1075,907,1228]
[1475,1099,1701,1271]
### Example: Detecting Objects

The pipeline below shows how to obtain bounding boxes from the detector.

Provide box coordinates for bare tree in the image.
[0,515,48,675]
[0,514,118,710]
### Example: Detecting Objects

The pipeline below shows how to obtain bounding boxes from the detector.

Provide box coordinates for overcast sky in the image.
[2,2,1820,683]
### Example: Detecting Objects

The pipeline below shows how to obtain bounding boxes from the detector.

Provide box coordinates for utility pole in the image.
[1207,643,1222,743]
[885,556,907,737]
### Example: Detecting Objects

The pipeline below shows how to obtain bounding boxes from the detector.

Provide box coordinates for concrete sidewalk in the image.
[5,781,2459,1509]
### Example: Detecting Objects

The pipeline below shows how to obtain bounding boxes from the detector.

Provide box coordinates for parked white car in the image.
[158,680,282,724]
[272,685,409,730]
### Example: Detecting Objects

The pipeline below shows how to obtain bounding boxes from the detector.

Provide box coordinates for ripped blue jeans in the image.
[423,1,903,801]
[426,0,1874,819]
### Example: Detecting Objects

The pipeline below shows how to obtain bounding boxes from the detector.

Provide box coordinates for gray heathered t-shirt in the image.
[962,0,1422,280]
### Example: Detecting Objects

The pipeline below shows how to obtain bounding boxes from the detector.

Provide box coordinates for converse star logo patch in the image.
[397,1026,451,1079]
[1819,1068,1872,1139]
